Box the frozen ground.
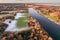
[3,13,28,32]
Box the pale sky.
[0,0,60,3]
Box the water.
[29,8,60,40]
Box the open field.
[16,13,28,28]
[0,14,7,16]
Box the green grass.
[16,13,28,28]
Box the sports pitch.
[16,13,28,28]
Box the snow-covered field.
[3,13,28,32]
